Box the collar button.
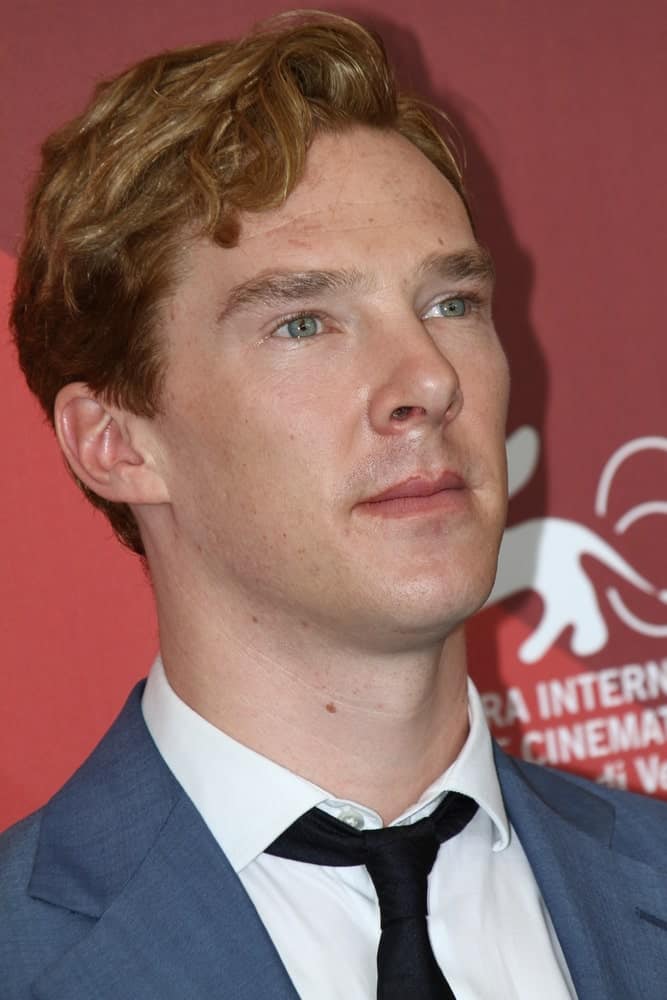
[338,807,365,830]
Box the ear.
[54,383,170,505]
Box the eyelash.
[270,292,484,340]
[272,310,328,340]
[426,292,484,317]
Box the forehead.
[235,127,474,259]
[171,128,478,312]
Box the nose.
[367,319,462,436]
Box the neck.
[150,564,470,824]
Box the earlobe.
[54,383,170,505]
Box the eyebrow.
[216,246,494,323]
[417,246,495,285]
[217,267,368,322]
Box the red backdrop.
[2,1,667,831]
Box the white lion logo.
[485,428,667,663]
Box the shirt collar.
[141,655,510,872]
[430,678,510,851]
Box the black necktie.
[266,791,478,999]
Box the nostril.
[391,406,425,421]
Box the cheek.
[489,358,511,439]
[495,345,511,412]
[461,343,509,431]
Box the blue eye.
[275,315,322,339]
[433,297,467,318]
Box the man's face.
[147,127,509,652]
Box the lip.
[359,470,466,517]
[362,470,466,504]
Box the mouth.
[356,471,468,518]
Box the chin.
[366,575,494,643]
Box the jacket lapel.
[28,685,298,1000]
[495,747,667,1000]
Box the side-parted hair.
[11,10,469,555]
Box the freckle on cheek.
[325,702,337,714]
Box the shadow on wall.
[375,18,667,681]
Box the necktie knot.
[266,791,478,1000]
[363,827,439,926]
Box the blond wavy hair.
[11,10,469,555]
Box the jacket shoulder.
[500,749,667,864]
[0,810,94,999]
[0,808,41,905]
[0,683,156,997]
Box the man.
[2,11,666,1000]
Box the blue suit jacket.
[2,683,667,999]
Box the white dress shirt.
[142,656,577,999]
